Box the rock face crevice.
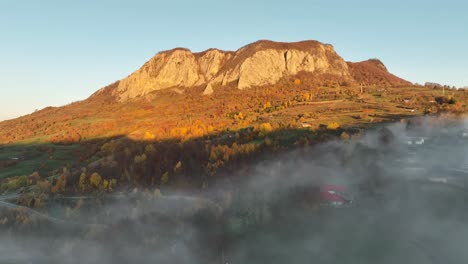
[108,40,408,101]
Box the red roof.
[320,185,349,202]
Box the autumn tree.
[90,172,102,189]
[78,172,89,192]
[327,122,340,130]
[38,180,51,193]
[52,167,69,193]
[174,161,183,174]
[161,172,170,185]
[52,175,66,193]
[258,122,273,137]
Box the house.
[462,130,468,138]
[319,185,353,207]
[428,177,448,184]
[403,137,426,145]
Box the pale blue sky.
[0,0,467,121]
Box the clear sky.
[0,0,467,121]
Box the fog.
[1,116,467,264]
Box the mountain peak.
[106,40,408,101]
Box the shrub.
[327,122,340,130]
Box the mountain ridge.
[0,39,431,145]
[106,40,411,101]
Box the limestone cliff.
[108,40,407,101]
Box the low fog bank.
[1,116,468,264]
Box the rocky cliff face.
[110,40,408,101]
[210,41,351,91]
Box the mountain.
[0,39,422,145]
[99,40,409,101]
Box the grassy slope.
[0,144,81,179]
[0,82,466,183]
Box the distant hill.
[347,59,411,87]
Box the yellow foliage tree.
[207,125,214,133]
[144,131,156,140]
[233,112,245,121]
[145,144,156,154]
[90,172,102,189]
[258,122,273,137]
[161,172,170,185]
[78,172,88,192]
[262,102,272,110]
[134,153,147,164]
[174,161,183,173]
[327,122,341,130]
[38,180,51,193]
[102,179,109,191]
[52,175,66,193]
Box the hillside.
[347,59,412,87]
[0,40,421,143]
[0,39,466,196]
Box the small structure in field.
[403,137,427,145]
[319,185,353,208]
[462,130,468,138]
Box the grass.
[0,143,81,179]
[269,128,313,146]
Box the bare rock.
[106,40,406,101]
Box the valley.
[0,40,467,264]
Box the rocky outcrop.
[109,40,408,101]
[197,49,232,80]
[216,43,350,90]
[116,49,202,101]
[202,83,214,95]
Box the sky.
[0,0,467,121]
